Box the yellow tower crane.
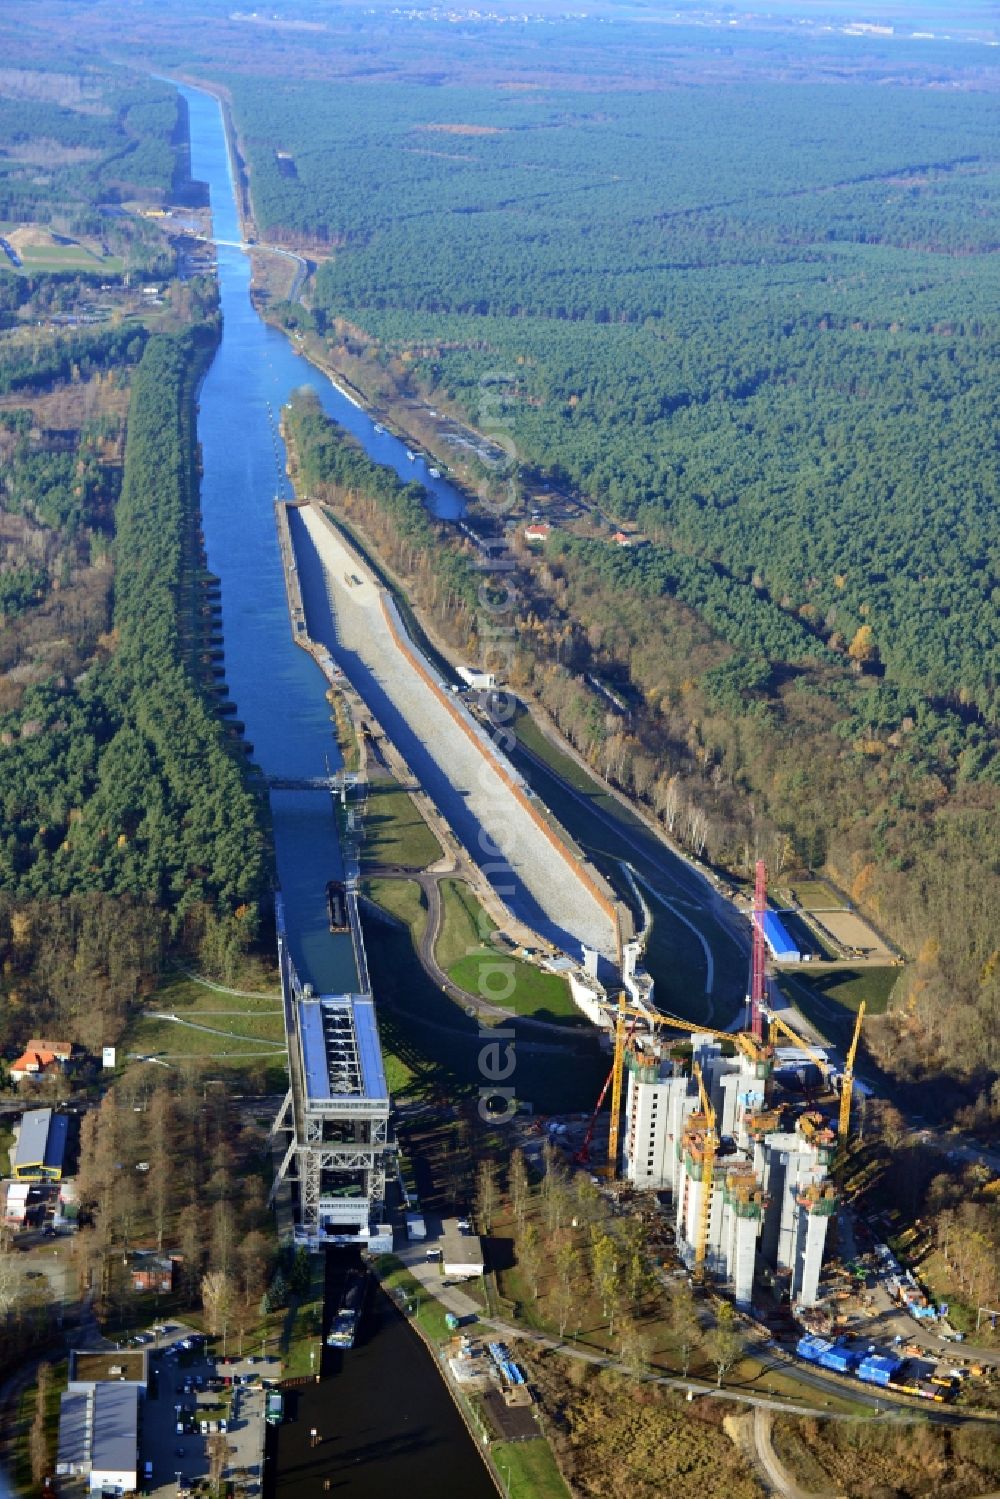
[763,1008,836,1085]
[690,1060,718,1278]
[603,995,631,1179]
[838,1001,866,1148]
[602,996,771,1177]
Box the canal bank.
[179,80,502,1499]
[264,1252,500,1499]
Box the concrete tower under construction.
[624,1033,837,1309]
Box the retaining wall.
[376,587,621,960]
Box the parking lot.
[142,1340,277,1497]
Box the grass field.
[782,966,899,1042]
[122,971,288,1087]
[2,224,124,274]
[491,1438,571,1499]
[18,246,124,272]
[782,879,847,911]
[363,783,442,869]
[436,879,582,1025]
[280,1253,326,1378]
[366,875,427,935]
[373,1253,455,1343]
[363,878,607,1114]
[361,878,427,1095]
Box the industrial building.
[755,908,801,963]
[441,1217,485,1280]
[623,1032,837,1309]
[57,1377,143,1492]
[271,894,393,1251]
[13,1108,69,1181]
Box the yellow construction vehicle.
[838,1002,866,1148]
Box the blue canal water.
[180,83,471,995]
[181,83,499,1499]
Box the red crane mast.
[750,858,767,1042]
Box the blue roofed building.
[13,1108,69,1180]
[754,909,801,963]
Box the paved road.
[176,966,281,1000]
[391,1237,1000,1427]
[389,1244,863,1421]
[368,863,594,1042]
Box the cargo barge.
[326,879,348,933]
[326,1269,368,1348]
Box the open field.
[15,244,124,273]
[121,971,288,1087]
[363,783,442,870]
[437,879,581,1025]
[811,907,895,960]
[791,966,899,1018]
[3,223,123,273]
[780,879,847,911]
[490,1438,570,1499]
[366,874,427,935]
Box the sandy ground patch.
[810,907,892,958]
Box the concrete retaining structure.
[294,502,618,958]
[376,588,621,957]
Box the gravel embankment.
[293,507,617,958]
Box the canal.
[181,82,497,1499]
[179,81,469,996]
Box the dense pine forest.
[234,79,1000,752]
[229,69,999,1084]
[0,330,268,1050]
[0,0,996,1086]
[0,52,268,1054]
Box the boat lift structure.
[269,894,393,1251]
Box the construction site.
[570,862,866,1318]
[270,485,880,1312]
